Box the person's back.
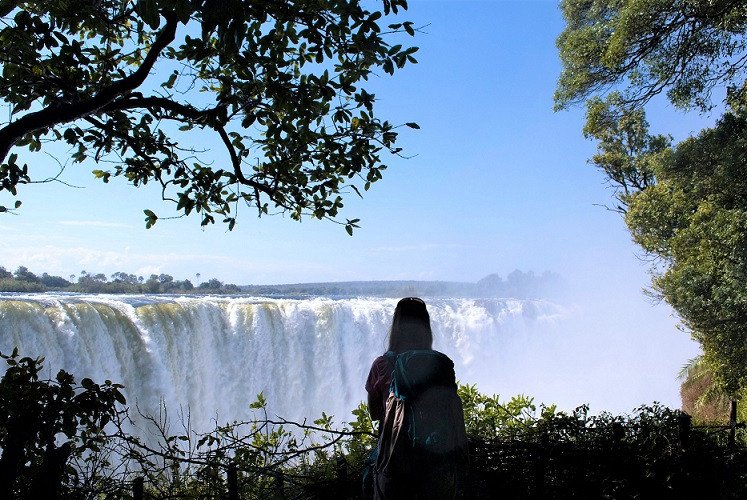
[365,298,468,499]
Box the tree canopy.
[0,0,418,233]
[582,91,669,211]
[555,0,747,111]
[556,0,747,397]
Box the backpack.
[373,350,469,498]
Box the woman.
[365,297,467,500]
[365,297,433,422]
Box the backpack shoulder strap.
[382,351,399,396]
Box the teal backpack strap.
[383,351,399,396]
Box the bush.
[0,349,126,499]
[1,350,744,499]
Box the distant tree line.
[241,270,563,299]
[0,266,241,294]
[0,265,560,298]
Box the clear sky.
[1,0,716,411]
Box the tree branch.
[0,11,179,165]
[99,95,276,197]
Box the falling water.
[0,294,566,431]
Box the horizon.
[0,263,558,288]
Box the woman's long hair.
[387,297,433,352]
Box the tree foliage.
[0,349,126,499]
[556,0,747,111]
[0,0,418,232]
[0,264,246,293]
[628,108,747,395]
[11,265,39,283]
[582,92,670,209]
[680,355,747,423]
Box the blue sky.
[0,1,715,288]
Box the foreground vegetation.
[1,350,745,499]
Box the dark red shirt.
[365,354,393,418]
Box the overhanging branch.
[99,95,276,197]
[0,11,179,165]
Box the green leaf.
[136,0,160,30]
[144,209,158,229]
[163,71,178,89]
[250,392,267,409]
[175,1,193,23]
[405,122,420,129]
[63,128,77,143]
[114,390,126,405]
[92,170,111,182]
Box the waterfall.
[0,294,566,431]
